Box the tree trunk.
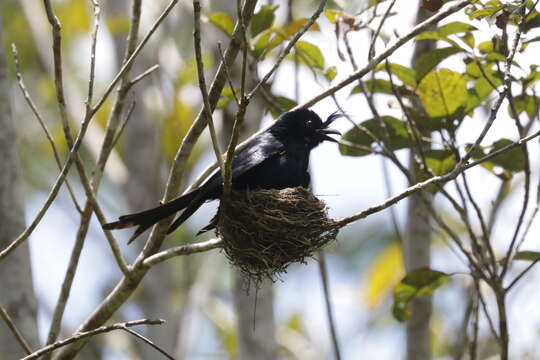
[0,20,40,358]
[404,5,435,360]
[234,274,277,360]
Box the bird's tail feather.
[103,189,199,244]
[166,198,205,235]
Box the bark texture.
[404,5,436,360]
[234,274,277,360]
[0,20,40,358]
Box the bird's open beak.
[317,128,341,143]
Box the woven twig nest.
[217,187,339,282]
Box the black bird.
[103,108,341,243]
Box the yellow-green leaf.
[375,63,417,87]
[514,251,540,262]
[393,268,450,322]
[414,46,462,82]
[324,9,345,24]
[251,5,278,37]
[364,243,404,308]
[469,0,505,20]
[340,116,412,156]
[283,18,320,35]
[325,66,337,81]
[417,69,467,118]
[294,41,324,70]
[209,12,235,36]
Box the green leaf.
[325,66,337,81]
[286,313,304,333]
[251,5,278,37]
[294,41,325,69]
[511,94,538,118]
[269,96,297,118]
[393,268,450,322]
[514,251,540,262]
[375,63,417,87]
[339,116,412,157]
[425,149,457,176]
[469,0,505,20]
[415,22,477,44]
[252,29,273,58]
[351,79,413,97]
[404,106,460,132]
[351,79,391,95]
[525,70,540,88]
[283,18,320,35]
[217,87,235,109]
[460,32,476,48]
[437,21,478,36]
[161,100,195,163]
[468,138,526,179]
[417,69,468,118]
[414,47,462,82]
[324,9,345,24]
[465,78,497,112]
[209,12,235,36]
[367,0,389,8]
[478,40,494,53]
[417,150,458,192]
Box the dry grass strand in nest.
[217,187,338,282]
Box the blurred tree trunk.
[210,0,278,357]
[221,92,278,360]
[220,66,278,360]
[404,5,435,360]
[0,20,40,358]
[106,1,179,358]
[234,275,277,360]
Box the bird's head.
[275,109,342,148]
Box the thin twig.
[121,327,175,360]
[498,2,528,280]
[0,0,171,261]
[127,64,160,89]
[43,2,114,354]
[193,0,225,174]
[317,252,342,360]
[0,306,33,355]
[300,0,470,108]
[217,43,240,105]
[367,0,397,61]
[91,0,179,116]
[21,319,167,360]
[55,3,259,357]
[223,5,250,197]
[10,44,82,214]
[248,0,327,98]
[142,238,222,267]
[334,129,540,229]
[186,0,470,191]
[111,100,137,148]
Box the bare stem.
[21,319,167,360]
[0,306,33,355]
[193,0,225,173]
[317,252,342,360]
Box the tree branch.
[0,307,32,355]
[22,319,167,360]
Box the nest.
[216,187,338,282]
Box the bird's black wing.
[199,131,286,194]
[166,132,285,233]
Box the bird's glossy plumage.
[103,108,341,243]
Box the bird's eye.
[306,120,313,128]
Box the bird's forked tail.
[103,189,198,244]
